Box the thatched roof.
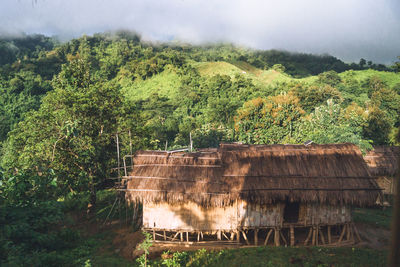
[126,143,380,207]
[364,146,399,177]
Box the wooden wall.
[142,201,351,231]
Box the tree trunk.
[87,182,97,217]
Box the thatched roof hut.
[364,146,399,177]
[364,146,399,196]
[126,143,379,207]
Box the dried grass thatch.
[364,146,399,177]
[126,143,380,207]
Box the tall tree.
[2,57,122,214]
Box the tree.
[2,57,122,214]
[234,92,304,144]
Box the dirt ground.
[110,222,391,261]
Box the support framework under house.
[124,143,380,246]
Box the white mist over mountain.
[1,0,399,63]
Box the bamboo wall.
[142,201,351,231]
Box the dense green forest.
[0,32,399,265]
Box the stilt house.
[364,146,399,200]
[125,143,380,246]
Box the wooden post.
[230,231,235,241]
[254,229,259,246]
[236,231,240,243]
[264,228,273,246]
[186,232,189,242]
[327,225,332,244]
[338,224,346,244]
[217,230,222,240]
[346,223,351,241]
[197,232,200,242]
[171,232,179,242]
[242,231,250,245]
[311,227,316,246]
[319,226,326,245]
[163,231,166,241]
[304,227,313,246]
[274,228,281,246]
[316,226,319,246]
[222,232,229,240]
[153,229,156,241]
[290,226,295,246]
[279,230,287,246]
[180,232,183,242]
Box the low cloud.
[1,0,399,63]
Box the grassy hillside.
[121,65,182,101]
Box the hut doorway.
[283,201,300,223]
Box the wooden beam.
[319,226,326,245]
[279,230,288,246]
[346,223,351,241]
[264,229,273,246]
[217,230,222,240]
[254,229,259,246]
[242,231,250,245]
[327,226,332,244]
[222,232,229,241]
[274,228,281,246]
[186,232,189,243]
[153,229,156,241]
[171,232,180,242]
[338,224,346,244]
[316,226,319,246]
[304,227,313,246]
[290,226,295,246]
[311,227,316,246]
[180,232,183,242]
[236,231,240,243]
[163,231,166,241]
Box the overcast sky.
[1,0,400,63]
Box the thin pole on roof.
[190,132,193,152]
[116,134,120,180]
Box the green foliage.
[137,231,153,267]
[296,100,372,152]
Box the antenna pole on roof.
[165,140,168,151]
[128,130,133,155]
[190,132,193,152]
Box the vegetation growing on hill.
[0,32,399,265]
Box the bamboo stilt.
[230,232,235,241]
[346,223,351,241]
[254,229,259,245]
[222,232,229,240]
[186,232,189,242]
[316,226,319,246]
[338,224,346,243]
[153,229,156,241]
[197,232,200,242]
[217,230,221,240]
[327,226,332,244]
[264,229,273,246]
[236,231,240,242]
[290,226,295,246]
[312,227,316,246]
[171,232,180,242]
[163,231,166,241]
[304,227,313,246]
[319,227,326,245]
[274,228,280,246]
[180,232,183,242]
[200,231,204,240]
[242,231,250,245]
